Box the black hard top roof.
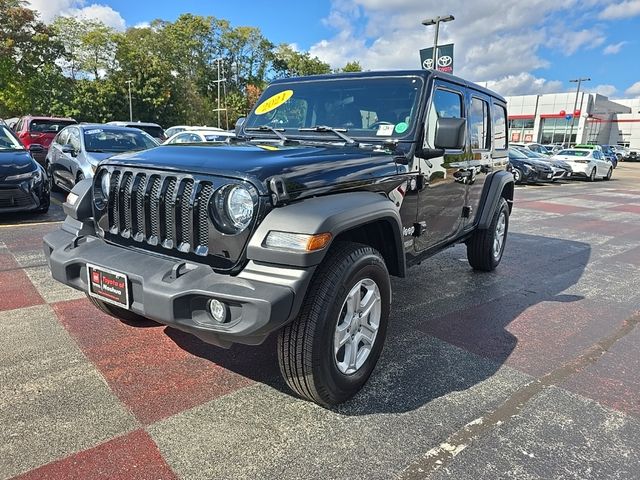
[269,69,506,104]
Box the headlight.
[6,169,40,181]
[523,163,535,172]
[211,184,255,234]
[94,170,111,209]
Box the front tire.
[513,168,522,184]
[604,167,612,181]
[278,242,391,406]
[86,294,150,324]
[466,197,509,271]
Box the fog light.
[208,299,227,323]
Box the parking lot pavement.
[2,165,640,479]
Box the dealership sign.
[419,44,454,74]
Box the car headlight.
[211,184,255,234]
[523,163,535,172]
[6,169,40,181]
[94,169,111,209]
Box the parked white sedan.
[552,148,613,181]
[163,129,235,145]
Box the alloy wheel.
[493,210,507,259]
[334,278,382,375]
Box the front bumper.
[43,222,315,347]
[0,179,47,212]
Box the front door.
[414,82,469,253]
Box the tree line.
[0,0,362,128]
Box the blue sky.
[28,0,640,98]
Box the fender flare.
[476,170,514,229]
[247,191,405,271]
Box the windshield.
[558,149,590,157]
[0,126,25,150]
[30,119,76,133]
[244,76,423,140]
[508,148,529,160]
[128,125,164,138]
[83,128,158,153]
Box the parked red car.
[13,116,77,164]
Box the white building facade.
[505,92,638,148]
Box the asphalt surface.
[1,164,640,479]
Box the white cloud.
[27,1,126,31]
[485,73,563,97]
[599,0,640,19]
[602,41,627,55]
[588,84,617,97]
[133,21,151,29]
[625,81,640,97]
[309,0,619,95]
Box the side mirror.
[28,144,45,154]
[61,144,77,156]
[434,117,466,150]
[234,117,246,136]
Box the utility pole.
[125,80,133,122]
[568,77,590,146]
[211,58,228,129]
[422,15,455,68]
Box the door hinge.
[462,206,472,218]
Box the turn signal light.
[264,231,332,252]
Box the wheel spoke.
[345,338,359,372]
[359,323,376,345]
[334,322,350,351]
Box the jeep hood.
[104,143,399,196]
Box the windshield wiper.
[298,125,358,146]
[244,126,290,142]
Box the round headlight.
[100,170,111,196]
[226,185,254,229]
[212,184,255,234]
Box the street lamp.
[422,15,455,68]
[568,77,590,146]
[125,79,133,122]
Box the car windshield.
[127,125,164,138]
[558,149,590,157]
[83,128,158,153]
[244,76,424,141]
[204,134,230,142]
[30,119,76,133]
[508,148,529,160]
[0,125,25,150]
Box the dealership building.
[505,92,640,149]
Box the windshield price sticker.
[255,90,294,115]
[376,124,395,136]
[86,129,103,135]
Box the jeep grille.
[103,169,213,256]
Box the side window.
[493,103,507,150]
[426,88,463,147]
[15,119,24,132]
[469,97,490,150]
[58,130,70,146]
[68,128,80,150]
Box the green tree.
[271,44,331,78]
[341,61,362,73]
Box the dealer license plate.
[546,173,552,179]
[87,264,130,308]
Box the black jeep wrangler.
[44,70,513,406]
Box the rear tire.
[588,168,597,182]
[86,294,150,324]
[466,197,509,272]
[278,242,391,406]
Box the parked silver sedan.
[46,124,158,192]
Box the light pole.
[422,15,455,69]
[568,77,590,146]
[125,79,133,122]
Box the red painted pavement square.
[0,252,19,271]
[607,204,640,215]
[562,321,640,417]
[541,216,640,237]
[516,200,585,215]
[416,293,632,378]
[0,269,44,311]
[572,193,639,204]
[3,223,59,253]
[53,298,254,425]
[12,429,177,480]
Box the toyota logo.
[438,56,452,67]
[423,58,434,69]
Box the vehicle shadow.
[166,232,590,414]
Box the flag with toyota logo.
[419,43,454,74]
